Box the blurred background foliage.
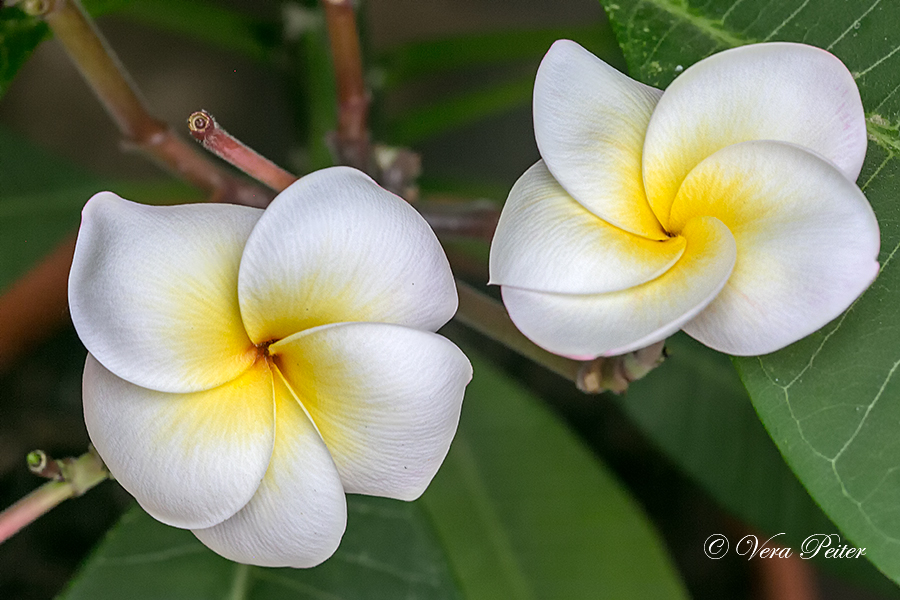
[0,0,898,598]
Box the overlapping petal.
[69,193,260,394]
[501,217,736,358]
[642,42,867,225]
[82,356,275,529]
[238,167,458,344]
[668,141,880,355]
[72,165,470,569]
[270,322,472,501]
[492,40,880,360]
[192,373,347,568]
[489,161,685,294]
[533,39,666,239]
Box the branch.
[322,0,370,173]
[22,0,273,208]
[0,448,108,544]
[188,110,298,193]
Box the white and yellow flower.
[69,167,472,567]
[489,40,880,358]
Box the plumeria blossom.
[68,167,472,567]
[489,40,880,358]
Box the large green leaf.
[58,351,688,599]
[622,334,900,596]
[598,0,900,584]
[421,351,689,600]
[58,496,462,600]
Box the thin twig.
[322,0,371,173]
[23,0,273,208]
[0,448,108,544]
[188,110,298,193]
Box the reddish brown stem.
[755,553,818,600]
[0,236,75,372]
[32,0,273,207]
[322,0,371,172]
[728,523,819,600]
[188,111,298,193]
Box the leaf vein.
[720,0,747,24]
[252,571,348,600]
[855,42,900,80]
[830,357,900,463]
[333,552,441,588]
[763,0,810,42]
[642,20,682,68]
[633,0,754,47]
[826,0,883,50]
[95,544,208,566]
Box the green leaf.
[58,350,687,599]
[622,334,900,596]
[58,496,461,600]
[421,351,689,600]
[0,5,49,99]
[599,0,900,585]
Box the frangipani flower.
[68,167,472,567]
[489,40,880,358]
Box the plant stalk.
[188,110,298,193]
[25,0,273,207]
[0,449,109,544]
[322,0,371,172]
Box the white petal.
[270,322,471,501]
[489,161,685,294]
[500,217,736,358]
[237,167,457,344]
[69,193,261,394]
[83,355,275,529]
[668,141,880,356]
[533,39,666,239]
[193,371,347,568]
[643,42,867,225]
